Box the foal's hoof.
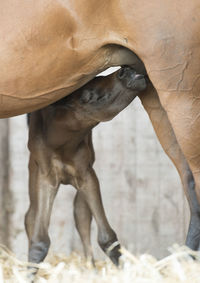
[118,66,147,91]
[106,241,121,266]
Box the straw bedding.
[0,244,200,282]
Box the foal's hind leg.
[139,85,200,250]
[73,192,94,262]
[74,167,121,265]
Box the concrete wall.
[6,93,190,261]
[0,119,10,246]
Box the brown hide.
[0,0,199,117]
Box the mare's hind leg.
[73,192,94,262]
[142,41,200,250]
[139,85,200,250]
[160,93,200,251]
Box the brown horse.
[1,0,200,255]
[27,65,200,265]
[26,66,147,265]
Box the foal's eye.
[97,95,104,101]
[97,92,111,102]
[106,92,112,99]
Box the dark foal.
[26,66,147,265]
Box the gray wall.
[5,94,190,261]
[0,119,10,247]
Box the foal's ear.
[81,89,92,103]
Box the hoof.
[106,241,121,266]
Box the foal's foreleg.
[25,157,59,263]
[73,192,94,261]
[74,168,121,265]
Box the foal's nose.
[117,66,134,79]
[117,66,147,91]
[134,74,145,80]
[118,66,145,80]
